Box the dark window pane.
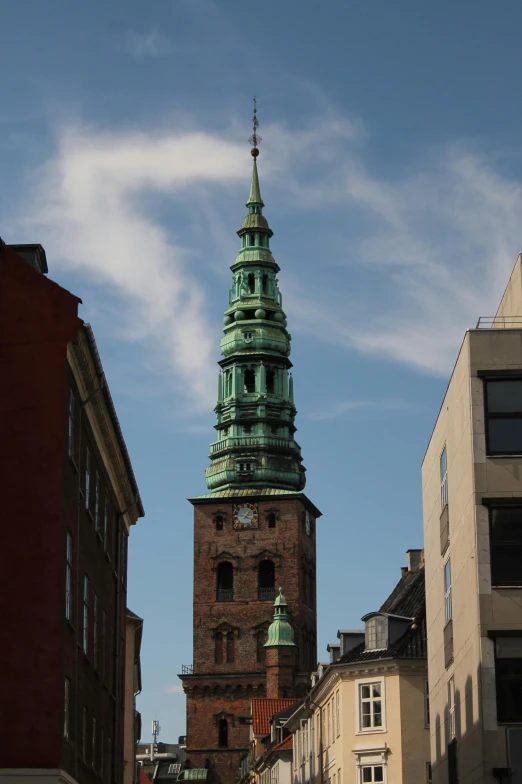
[497,658,522,722]
[487,380,522,413]
[488,418,522,453]
[490,508,522,585]
[497,638,522,658]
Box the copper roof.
[252,698,300,736]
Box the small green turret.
[265,588,296,648]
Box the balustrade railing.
[258,587,276,601]
[216,588,234,602]
[210,435,297,454]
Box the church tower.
[181,106,321,784]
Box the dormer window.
[365,616,388,650]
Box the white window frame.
[440,445,448,509]
[353,747,388,784]
[448,676,456,740]
[444,558,452,624]
[359,765,385,783]
[424,680,430,727]
[168,764,181,775]
[365,617,388,651]
[356,677,386,734]
[65,532,73,622]
[336,690,340,737]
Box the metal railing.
[476,316,522,329]
[258,587,276,601]
[181,664,193,675]
[210,435,297,454]
[216,588,234,602]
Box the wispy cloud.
[165,684,184,695]
[124,29,172,57]
[305,399,411,422]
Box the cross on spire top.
[249,96,261,157]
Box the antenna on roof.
[151,720,161,762]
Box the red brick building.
[180,141,321,784]
[0,242,144,784]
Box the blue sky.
[4,0,522,742]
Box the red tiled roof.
[252,698,300,736]
[139,768,151,784]
[273,735,293,750]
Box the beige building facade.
[422,253,522,784]
[287,554,429,784]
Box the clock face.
[233,502,259,530]
[305,510,311,536]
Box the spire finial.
[249,96,261,158]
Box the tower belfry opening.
[182,102,321,784]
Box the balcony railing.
[181,664,193,675]
[476,316,522,329]
[216,588,234,602]
[258,587,276,601]
[210,435,299,454]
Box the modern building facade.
[422,252,522,784]
[286,551,429,784]
[0,241,144,784]
[180,128,320,784]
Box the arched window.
[267,513,276,529]
[256,629,267,663]
[266,369,275,394]
[215,632,224,664]
[258,560,275,600]
[226,632,235,663]
[262,274,269,294]
[225,371,232,397]
[244,368,256,393]
[249,234,255,247]
[215,515,224,531]
[248,273,255,294]
[216,562,233,601]
[218,719,228,747]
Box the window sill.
[492,584,522,589]
[356,728,386,736]
[487,454,522,459]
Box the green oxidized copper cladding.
[204,156,306,492]
[265,588,296,647]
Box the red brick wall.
[185,495,317,784]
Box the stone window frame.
[355,676,386,734]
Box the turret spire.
[203,104,306,493]
[265,588,296,647]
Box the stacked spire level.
[204,108,306,493]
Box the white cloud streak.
[165,684,184,694]
[124,29,172,57]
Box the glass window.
[444,559,452,624]
[82,707,88,762]
[440,446,448,509]
[68,389,76,459]
[102,610,107,681]
[426,762,432,784]
[83,576,90,655]
[365,617,388,650]
[361,766,384,783]
[94,472,101,532]
[336,690,340,736]
[103,495,109,550]
[65,532,73,622]
[424,680,430,727]
[485,379,522,454]
[490,506,522,585]
[64,677,71,738]
[85,448,91,510]
[448,677,455,740]
[92,717,97,771]
[93,593,98,669]
[495,636,522,722]
[359,681,383,730]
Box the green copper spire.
[204,104,306,493]
[265,588,296,647]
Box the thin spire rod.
[248,96,261,158]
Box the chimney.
[407,549,424,572]
[8,244,48,274]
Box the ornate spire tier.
[204,111,306,493]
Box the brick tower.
[180,105,321,784]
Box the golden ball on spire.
[251,147,259,158]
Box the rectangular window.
[68,389,76,459]
[448,677,455,740]
[426,762,432,784]
[94,472,101,532]
[358,679,384,731]
[495,636,522,722]
[121,532,127,585]
[102,610,107,681]
[440,445,448,509]
[327,701,331,746]
[92,717,97,771]
[101,730,104,777]
[64,677,71,738]
[444,559,452,624]
[489,505,522,585]
[83,576,90,656]
[485,378,522,455]
[82,707,87,763]
[360,766,384,783]
[424,680,430,727]
[103,494,109,550]
[338,769,341,784]
[85,448,91,510]
[65,532,73,622]
[336,690,340,736]
[93,593,98,669]
[168,765,181,776]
